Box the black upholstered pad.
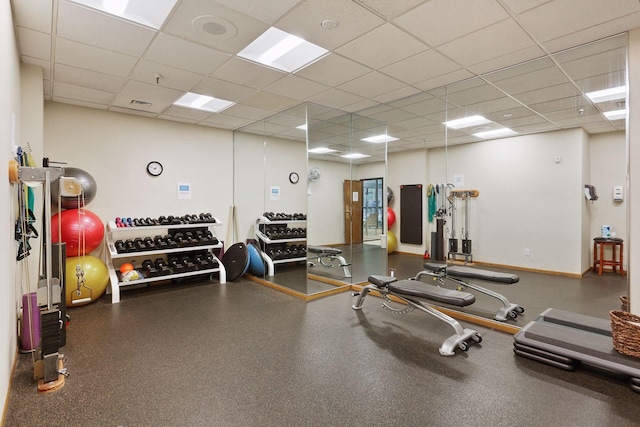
[423,262,519,284]
[308,245,341,255]
[539,308,611,336]
[389,280,475,307]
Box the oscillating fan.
[308,167,321,182]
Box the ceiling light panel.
[585,85,627,103]
[238,27,329,73]
[361,134,399,143]
[473,127,518,139]
[603,109,626,121]
[443,115,492,129]
[308,147,337,154]
[69,0,178,29]
[341,153,370,159]
[174,92,235,113]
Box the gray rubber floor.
[5,274,640,427]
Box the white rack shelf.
[105,218,226,303]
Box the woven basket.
[610,310,640,358]
[621,295,629,312]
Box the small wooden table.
[592,237,625,276]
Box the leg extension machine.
[352,275,482,356]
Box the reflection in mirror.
[356,34,628,325]
[306,104,388,287]
[233,103,389,296]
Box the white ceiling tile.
[17,27,50,60]
[200,113,255,129]
[211,57,286,90]
[412,69,475,92]
[11,0,52,33]
[276,0,385,50]
[240,91,300,111]
[112,80,184,113]
[466,45,546,75]
[436,19,539,68]
[52,81,115,104]
[373,86,422,104]
[56,1,157,56]
[336,23,428,69]
[516,0,640,44]
[163,0,269,54]
[191,78,256,102]
[157,115,199,125]
[380,49,461,85]
[394,0,509,47]
[55,63,125,93]
[541,12,640,54]
[131,60,205,91]
[264,75,330,101]
[307,88,367,109]
[501,0,552,15]
[354,0,426,20]
[213,0,303,25]
[160,105,213,121]
[55,37,138,77]
[338,71,406,98]
[144,34,231,76]
[223,104,272,121]
[295,53,371,87]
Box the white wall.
[43,103,234,246]
[307,159,351,246]
[425,128,624,275]
[589,131,627,267]
[1,0,21,412]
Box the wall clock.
[146,161,163,177]
[289,172,299,184]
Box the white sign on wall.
[270,186,280,201]
[177,182,191,200]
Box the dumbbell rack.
[255,215,306,276]
[105,219,226,303]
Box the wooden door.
[344,180,363,244]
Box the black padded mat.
[400,184,422,245]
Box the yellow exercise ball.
[65,255,109,306]
[387,231,398,254]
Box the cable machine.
[448,189,479,263]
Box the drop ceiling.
[10,0,640,155]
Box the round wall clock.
[289,172,299,184]
[146,161,163,177]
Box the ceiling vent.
[130,99,152,107]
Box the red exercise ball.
[51,209,105,257]
[387,207,396,228]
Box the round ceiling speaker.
[192,15,237,40]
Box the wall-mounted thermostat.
[613,186,624,202]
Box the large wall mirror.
[233,102,388,297]
[356,33,628,326]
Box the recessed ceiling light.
[238,27,329,73]
[308,147,337,154]
[603,109,627,121]
[69,0,178,29]
[361,134,399,143]
[341,153,370,159]
[174,92,235,113]
[473,128,518,139]
[444,115,491,129]
[585,85,627,103]
[296,124,307,130]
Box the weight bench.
[419,262,524,322]
[307,245,351,278]
[514,308,640,393]
[352,275,482,356]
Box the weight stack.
[462,239,472,254]
[51,243,66,347]
[448,238,458,253]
